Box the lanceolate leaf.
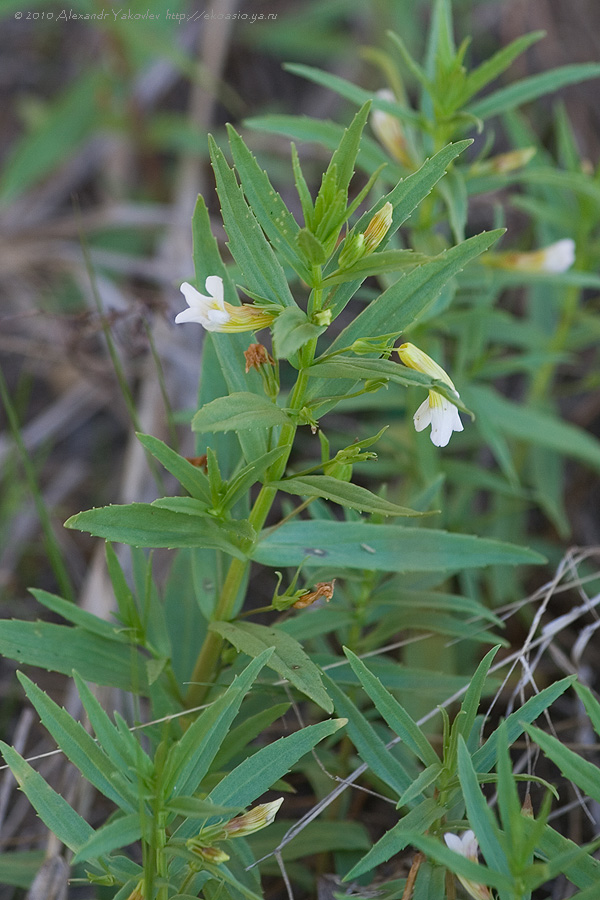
[467,62,600,121]
[136,433,212,503]
[17,673,137,812]
[345,799,443,879]
[0,742,94,853]
[324,675,413,796]
[0,620,149,692]
[65,503,251,557]
[525,723,600,805]
[226,125,311,282]
[268,475,427,517]
[252,520,544,572]
[209,621,333,713]
[209,136,295,308]
[72,813,142,864]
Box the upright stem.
[185,349,317,709]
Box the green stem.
[185,353,317,709]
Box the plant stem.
[184,354,316,709]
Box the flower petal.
[205,275,224,302]
[444,833,464,853]
[175,306,207,325]
[413,397,432,432]
[180,281,208,308]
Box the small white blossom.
[397,342,463,448]
[444,830,491,900]
[175,276,275,333]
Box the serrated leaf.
[17,672,136,812]
[226,125,311,282]
[65,503,249,558]
[192,392,290,433]
[210,621,333,713]
[252,520,545,572]
[526,723,600,805]
[0,742,94,852]
[269,475,426,517]
[209,136,294,308]
[326,101,371,197]
[457,736,509,873]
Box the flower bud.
[482,239,575,273]
[244,343,275,373]
[362,202,393,253]
[186,840,230,864]
[471,146,536,175]
[224,798,284,838]
[338,233,365,269]
[371,89,412,167]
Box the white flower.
[175,276,276,333]
[444,830,491,900]
[397,342,464,448]
[483,239,576,274]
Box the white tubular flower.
[397,342,463,448]
[444,830,491,900]
[371,89,411,167]
[175,276,276,333]
[484,239,576,274]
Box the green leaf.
[226,125,311,282]
[247,115,389,177]
[207,718,346,810]
[17,672,136,812]
[467,63,600,121]
[457,736,508,873]
[472,676,576,773]
[65,503,250,558]
[326,101,371,197]
[323,249,426,286]
[466,384,600,474]
[345,798,443,879]
[212,703,291,770]
[136,433,212,503]
[248,818,370,862]
[269,475,427,518]
[209,621,333,713]
[29,588,127,643]
[525,723,600,805]
[192,392,290,434]
[209,136,294,308]
[329,230,504,352]
[0,742,94,852]
[324,675,413,796]
[252,520,545,572]
[163,651,273,799]
[222,447,289,511]
[73,673,152,777]
[271,306,326,359]
[343,649,439,767]
[72,813,142,864]
[283,63,421,124]
[573,682,600,740]
[326,140,473,320]
[536,825,600,890]
[295,227,327,265]
[191,195,268,465]
[456,646,501,743]
[0,620,149,692]
[463,31,545,101]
